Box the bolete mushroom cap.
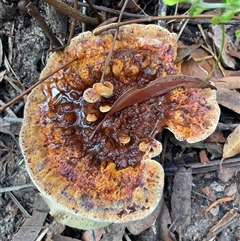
[20,24,219,229]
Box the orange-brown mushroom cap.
[165,87,220,143]
[19,24,219,225]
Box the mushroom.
[94,81,114,98]
[20,24,219,231]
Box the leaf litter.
[0,1,240,241]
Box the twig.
[8,22,14,64]
[176,19,189,41]
[77,1,150,18]
[200,44,226,77]
[6,191,31,218]
[157,0,167,27]
[203,209,239,241]
[0,183,35,193]
[192,190,213,202]
[4,74,24,95]
[42,0,99,26]
[0,57,77,113]
[99,0,129,83]
[217,123,239,130]
[67,0,78,44]
[205,196,234,213]
[164,157,240,175]
[85,0,103,23]
[89,230,96,241]
[0,100,17,117]
[93,14,240,35]
[25,0,62,48]
[4,55,22,85]
[124,232,132,241]
[35,227,49,241]
[178,225,182,241]
[81,0,87,32]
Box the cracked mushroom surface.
[20,24,219,228]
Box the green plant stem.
[205,24,225,81]
[196,2,240,10]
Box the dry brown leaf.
[101,224,126,241]
[11,194,49,241]
[199,150,210,164]
[208,25,236,69]
[157,202,176,241]
[181,58,208,80]
[203,209,239,241]
[204,130,226,143]
[127,196,163,235]
[226,42,240,59]
[191,48,223,78]
[212,76,240,89]
[217,88,240,114]
[176,41,200,63]
[222,125,240,160]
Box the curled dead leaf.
[222,125,240,160]
[217,88,240,114]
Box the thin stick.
[99,0,129,83]
[0,183,35,193]
[176,19,189,41]
[217,123,239,130]
[0,57,77,113]
[43,0,99,26]
[77,1,150,18]
[67,0,78,44]
[89,230,96,241]
[4,55,22,84]
[7,191,31,218]
[200,44,226,77]
[205,197,234,213]
[25,0,62,47]
[93,14,240,35]
[124,233,132,241]
[85,0,103,23]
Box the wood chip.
[217,88,240,115]
[203,209,239,241]
[171,167,192,230]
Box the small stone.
[209,205,219,216]
[218,167,236,183]
[225,183,237,197]
[210,181,224,192]
[201,186,216,201]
